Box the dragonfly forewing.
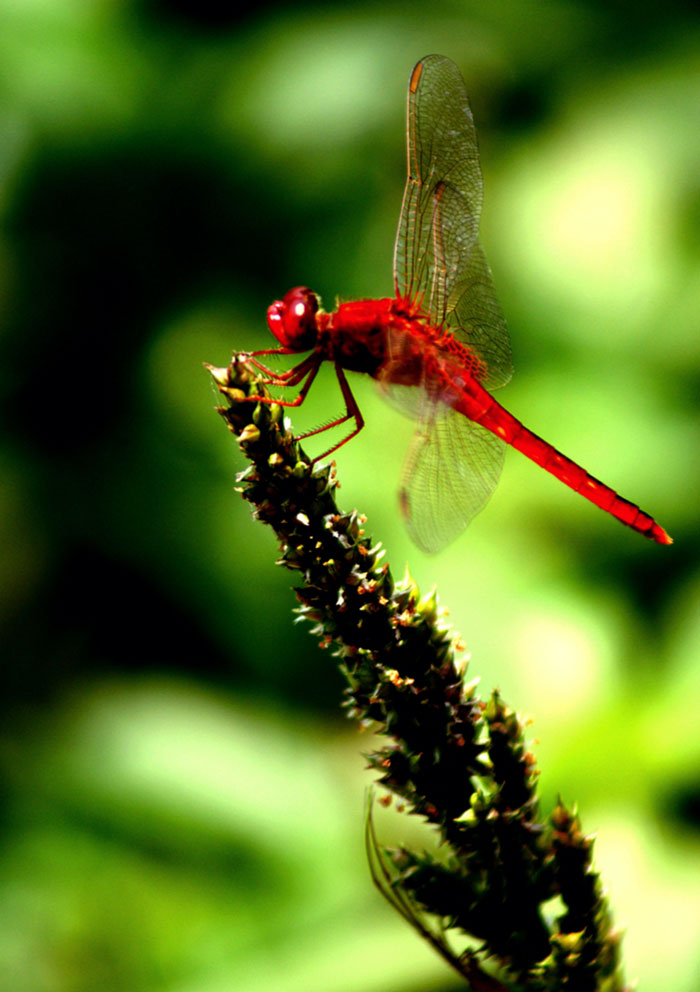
[394,54,483,317]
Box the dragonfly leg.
[244,353,323,410]
[246,350,317,384]
[240,356,364,463]
[297,365,365,463]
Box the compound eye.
[279,287,321,350]
[266,286,320,349]
[267,301,286,343]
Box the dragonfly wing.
[399,409,506,553]
[394,54,483,317]
[394,54,512,391]
[374,322,450,422]
[375,378,441,423]
[448,239,513,390]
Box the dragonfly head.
[267,286,320,351]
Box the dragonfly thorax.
[267,286,320,352]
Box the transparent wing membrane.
[395,55,482,312]
[399,411,506,553]
[449,240,512,390]
[394,55,511,389]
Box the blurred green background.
[1,1,699,990]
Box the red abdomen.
[453,377,671,544]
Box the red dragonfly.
[247,54,671,552]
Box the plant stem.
[206,355,628,992]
